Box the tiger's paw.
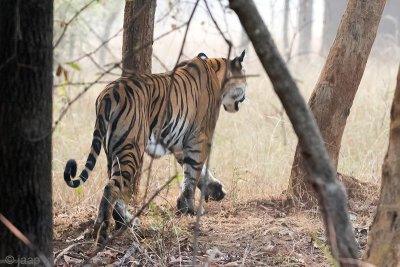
[177,195,195,216]
[93,219,108,244]
[112,199,133,230]
[204,181,226,202]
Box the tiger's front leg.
[177,139,209,215]
[197,164,226,202]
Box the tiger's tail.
[63,128,103,188]
[63,93,110,188]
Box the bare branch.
[53,0,97,48]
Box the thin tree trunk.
[229,0,358,265]
[122,0,156,76]
[298,0,313,55]
[320,0,347,56]
[379,0,400,45]
[363,65,400,266]
[0,0,53,262]
[100,11,118,65]
[290,0,386,204]
[283,0,290,60]
[239,27,249,54]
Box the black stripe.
[183,157,201,167]
[216,59,221,72]
[114,179,121,190]
[104,96,111,121]
[80,170,88,182]
[113,86,120,103]
[85,153,96,170]
[97,114,106,136]
[92,139,101,155]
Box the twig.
[53,0,97,48]
[54,242,92,264]
[192,156,210,266]
[153,53,169,72]
[53,81,114,87]
[135,173,178,218]
[71,27,123,63]
[114,243,140,265]
[0,214,52,267]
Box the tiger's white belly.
[145,133,171,158]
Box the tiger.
[63,50,246,242]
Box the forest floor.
[53,178,378,267]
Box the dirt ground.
[53,181,378,267]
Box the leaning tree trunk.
[289,0,386,205]
[298,0,313,56]
[229,0,358,265]
[122,0,156,76]
[0,0,53,263]
[363,65,400,266]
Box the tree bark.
[229,0,358,265]
[0,0,53,263]
[122,0,156,76]
[320,0,347,56]
[363,65,400,266]
[298,0,313,55]
[290,0,386,204]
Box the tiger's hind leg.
[197,164,226,202]
[93,180,120,243]
[94,149,143,243]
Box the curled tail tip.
[64,159,77,184]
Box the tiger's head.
[221,50,246,113]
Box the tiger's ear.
[238,50,245,62]
[197,52,208,59]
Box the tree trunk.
[229,0,358,265]
[100,11,119,65]
[122,0,156,76]
[379,0,400,45]
[363,65,400,266]
[239,27,250,54]
[283,0,290,60]
[289,0,386,204]
[0,0,53,263]
[298,0,313,55]
[320,0,347,56]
